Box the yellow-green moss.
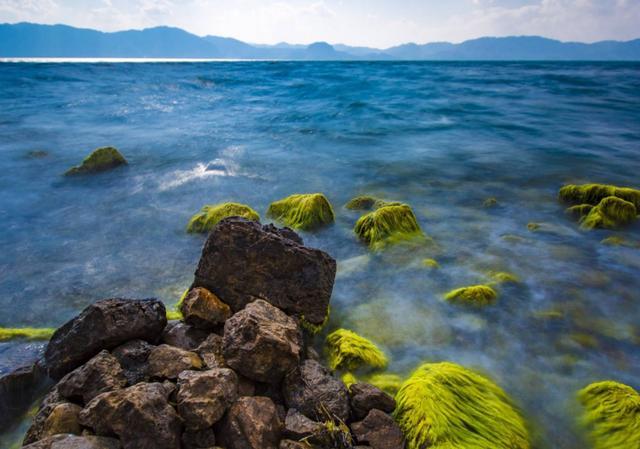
[365,373,404,396]
[345,195,381,211]
[488,271,520,284]
[187,202,260,233]
[354,203,426,250]
[341,372,358,388]
[580,196,637,230]
[65,146,127,175]
[325,329,388,372]
[0,327,55,341]
[444,285,498,306]
[566,204,594,220]
[559,183,640,209]
[395,362,530,449]
[578,381,640,449]
[483,197,498,208]
[422,258,440,269]
[601,235,639,248]
[166,288,189,320]
[300,306,330,335]
[267,193,334,231]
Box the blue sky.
[1,0,638,47]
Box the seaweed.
[325,329,388,372]
[566,204,594,220]
[65,146,127,175]
[365,373,404,396]
[0,327,55,341]
[422,258,440,269]
[444,285,498,306]
[267,193,334,230]
[580,196,637,230]
[559,183,640,209]
[354,203,426,250]
[187,202,259,233]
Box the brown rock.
[57,351,127,404]
[283,359,350,422]
[22,434,122,449]
[182,428,217,449]
[0,361,49,430]
[215,396,282,449]
[23,387,65,445]
[284,408,323,441]
[147,344,203,379]
[237,375,256,397]
[195,333,226,369]
[41,403,83,438]
[177,368,238,430]
[349,382,396,421]
[111,340,154,386]
[192,217,336,325]
[44,298,167,379]
[279,441,308,449]
[223,299,302,383]
[350,409,405,449]
[78,382,181,449]
[162,321,210,350]
[180,287,232,329]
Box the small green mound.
[488,271,520,284]
[559,183,640,209]
[483,197,498,208]
[395,362,530,449]
[0,327,55,341]
[267,193,334,230]
[422,258,440,269]
[341,372,358,388]
[601,236,640,248]
[444,285,498,306]
[566,204,594,220]
[325,329,388,372]
[186,202,260,233]
[578,381,640,449]
[65,146,127,175]
[580,196,637,230]
[527,222,541,232]
[354,203,425,250]
[345,195,381,211]
[365,373,404,396]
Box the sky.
[0,0,639,48]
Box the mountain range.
[1,22,639,60]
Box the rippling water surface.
[1,61,639,448]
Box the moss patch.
[345,195,381,211]
[365,373,404,396]
[187,202,259,233]
[65,146,127,175]
[580,196,637,230]
[422,258,440,269]
[488,271,520,285]
[267,193,334,230]
[444,284,498,306]
[0,327,55,341]
[325,329,388,372]
[559,183,640,209]
[354,203,426,250]
[566,204,594,220]
[395,362,530,449]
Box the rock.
[22,434,122,449]
[41,403,83,438]
[350,409,405,449]
[284,408,323,441]
[279,441,308,449]
[65,147,127,176]
[147,344,203,380]
[195,333,226,369]
[23,387,66,444]
[215,396,282,449]
[192,217,336,325]
[177,368,238,430]
[283,359,350,422]
[57,350,127,404]
[349,382,396,421]
[237,375,256,397]
[44,298,166,380]
[78,382,181,449]
[111,340,154,385]
[0,361,49,430]
[180,287,231,329]
[182,427,217,448]
[162,321,209,350]
[223,300,302,383]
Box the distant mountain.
[1,23,639,60]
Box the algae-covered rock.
[578,381,640,449]
[394,362,530,449]
[267,193,335,230]
[345,195,382,211]
[65,147,127,176]
[422,258,440,269]
[444,284,498,306]
[559,183,640,209]
[580,196,637,230]
[601,235,640,248]
[186,202,259,233]
[325,329,388,372]
[483,197,498,208]
[354,203,426,250]
[488,271,520,284]
[566,204,594,220]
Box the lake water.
[0,61,639,448]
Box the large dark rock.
[350,409,405,449]
[349,382,396,421]
[161,321,209,350]
[182,428,217,449]
[78,382,181,449]
[215,396,282,449]
[0,361,49,431]
[223,299,302,383]
[111,340,154,386]
[284,408,323,441]
[279,441,308,449]
[177,368,238,430]
[180,287,231,330]
[147,344,203,380]
[57,350,127,404]
[22,433,122,449]
[283,359,350,422]
[192,217,336,325]
[44,298,167,380]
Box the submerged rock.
[580,196,637,230]
[180,287,231,330]
[22,434,122,449]
[444,284,498,306]
[65,147,127,176]
[44,298,166,380]
[192,217,336,325]
[559,183,640,209]
[354,203,426,250]
[186,202,260,233]
[267,193,335,230]
[325,329,388,372]
[215,396,282,449]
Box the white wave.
[159,158,236,191]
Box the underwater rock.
[351,409,405,449]
[180,287,231,330]
[422,258,440,269]
[580,196,637,230]
[488,271,520,284]
[559,183,640,209]
[111,339,154,386]
[64,147,127,176]
[578,381,640,449]
[344,195,395,211]
[267,193,335,230]
[215,396,282,449]
[147,344,203,380]
[223,299,302,383]
[349,382,396,421]
[22,434,122,449]
[394,362,529,449]
[600,235,640,248]
[193,217,336,325]
[186,202,260,233]
[354,203,426,250]
[325,329,388,372]
[565,204,593,220]
[161,321,209,350]
[444,284,498,306]
[79,382,181,449]
[45,298,166,380]
[25,150,50,159]
[483,197,498,208]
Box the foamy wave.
[159,158,237,191]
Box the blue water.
[1,61,639,448]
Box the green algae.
[444,284,498,306]
[166,288,189,320]
[488,271,520,285]
[325,329,388,372]
[65,146,127,175]
[341,372,358,388]
[0,327,55,341]
[580,196,637,230]
[365,373,404,396]
[354,203,426,250]
[345,195,382,211]
[300,306,330,335]
[559,183,640,209]
[422,258,440,269]
[566,204,594,220]
[186,202,260,233]
[395,362,529,449]
[601,235,640,248]
[578,381,640,449]
[267,193,335,230]
[483,197,498,208]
